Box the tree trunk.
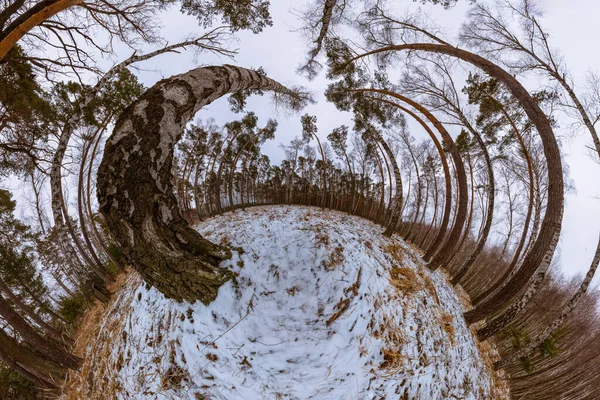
[85,113,124,270]
[77,116,114,276]
[368,129,403,237]
[365,94,452,261]
[415,175,430,244]
[97,65,304,304]
[476,225,561,340]
[471,100,535,304]
[450,121,495,285]
[0,0,84,61]
[0,293,80,370]
[193,154,206,221]
[350,43,563,326]
[0,328,65,390]
[397,132,422,242]
[343,151,356,214]
[0,277,71,345]
[421,169,439,249]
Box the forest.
[0,0,599,398]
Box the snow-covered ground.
[63,206,505,399]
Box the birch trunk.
[97,65,303,304]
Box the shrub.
[0,366,37,400]
[59,294,87,324]
[107,242,126,274]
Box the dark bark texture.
[97,65,299,303]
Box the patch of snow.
[71,206,498,399]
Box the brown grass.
[383,243,423,295]
[440,313,455,345]
[475,338,512,399]
[314,225,330,247]
[327,268,362,326]
[389,266,421,294]
[374,311,408,373]
[419,269,440,305]
[383,243,406,264]
[61,269,141,399]
[326,245,345,269]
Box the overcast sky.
[23,0,600,281]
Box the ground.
[62,206,507,399]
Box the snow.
[66,206,500,399]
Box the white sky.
[11,0,600,280]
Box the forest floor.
[61,205,509,399]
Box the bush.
[58,294,87,324]
[520,357,535,375]
[107,242,126,274]
[539,334,561,358]
[0,366,37,400]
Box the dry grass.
[380,348,407,371]
[326,298,351,326]
[419,268,440,305]
[286,286,300,296]
[323,244,345,270]
[440,313,455,345]
[383,243,406,264]
[161,364,187,389]
[433,271,510,399]
[312,222,346,270]
[373,311,408,374]
[475,338,512,399]
[389,266,422,294]
[383,243,423,294]
[327,268,361,326]
[314,225,330,247]
[61,270,141,400]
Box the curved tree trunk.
[456,149,475,251]
[0,276,71,345]
[421,169,440,249]
[0,0,84,61]
[84,113,125,271]
[193,154,206,221]
[450,121,496,285]
[348,43,564,327]
[377,136,402,235]
[373,146,386,223]
[309,131,328,210]
[178,151,193,215]
[476,224,561,341]
[415,175,430,244]
[368,89,467,269]
[365,127,403,236]
[227,130,265,210]
[364,94,452,261]
[471,100,535,305]
[52,39,233,285]
[342,151,356,214]
[27,169,47,235]
[0,293,81,370]
[51,42,211,288]
[77,116,114,276]
[299,0,338,77]
[374,140,393,225]
[396,131,422,242]
[97,65,304,304]
[0,328,65,390]
[216,128,247,214]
